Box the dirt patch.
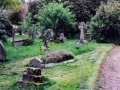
[96,45,120,90]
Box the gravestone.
[55,33,66,43]
[29,58,44,68]
[85,33,91,41]
[77,22,88,44]
[43,29,54,48]
[0,42,6,62]
[17,67,47,87]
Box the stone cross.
[0,42,6,61]
[78,22,87,44]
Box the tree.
[0,0,22,12]
[9,4,28,25]
[88,1,120,43]
[40,0,103,22]
[36,2,76,39]
[19,12,38,39]
[28,0,45,17]
[0,13,13,41]
[63,0,104,22]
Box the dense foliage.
[88,1,120,43]
[67,0,104,22]
[19,13,33,31]
[36,2,76,39]
[41,0,103,22]
[28,0,45,18]
[9,4,28,25]
[0,13,13,41]
[0,0,22,12]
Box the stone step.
[17,80,47,87]
[22,74,45,83]
[27,67,41,75]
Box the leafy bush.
[23,39,34,46]
[0,13,13,41]
[36,2,76,39]
[9,4,28,25]
[41,50,74,63]
[88,1,120,43]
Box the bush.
[9,4,28,25]
[0,13,13,41]
[23,39,34,46]
[41,50,75,63]
[36,2,76,39]
[88,1,120,43]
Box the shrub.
[88,1,120,43]
[9,4,28,25]
[0,13,13,41]
[36,2,76,39]
[23,39,34,46]
[41,50,75,63]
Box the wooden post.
[0,42,6,62]
[12,28,15,46]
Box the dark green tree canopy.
[0,13,13,41]
[88,1,120,43]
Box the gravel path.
[97,45,120,90]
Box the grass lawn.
[0,35,113,90]
[3,35,101,61]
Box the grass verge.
[3,37,99,61]
[0,44,113,90]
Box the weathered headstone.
[29,58,44,68]
[17,67,47,87]
[43,29,54,48]
[77,22,88,44]
[55,33,66,43]
[85,33,91,41]
[0,42,6,62]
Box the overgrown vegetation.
[41,50,74,63]
[88,1,120,43]
[0,0,22,12]
[36,2,76,39]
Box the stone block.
[27,67,41,75]
[29,58,43,68]
[22,74,44,83]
